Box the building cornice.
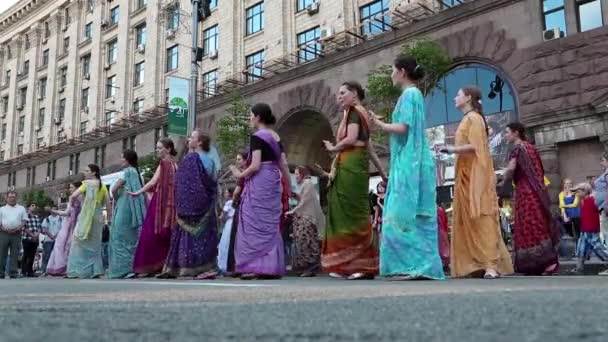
[0,0,67,38]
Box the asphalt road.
[1,276,607,342]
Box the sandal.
[195,271,218,280]
[346,273,374,280]
[483,269,500,279]
[240,273,257,280]
[329,272,345,279]
[156,272,176,279]
[542,264,559,276]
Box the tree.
[366,38,452,144]
[216,92,251,163]
[21,188,54,209]
[138,153,159,183]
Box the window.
[23,60,29,75]
[38,108,45,128]
[0,151,4,161]
[42,49,49,66]
[2,96,8,113]
[47,160,56,181]
[58,99,66,121]
[87,0,94,13]
[81,88,90,110]
[19,87,27,107]
[37,137,44,149]
[133,98,144,113]
[82,54,91,76]
[69,153,80,174]
[44,22,50,38]
[25,35,30,49]
[202,69,218,97]
[154,125,168,143]
[110,6,120,26]
[0,123,6,140]
[84,22,93,40]
[80,121,87,135]
[63,37,70,54]
[297,26,321,63]
[167,5,180,30]
[106,75,117,98]
[95,145,106,168]
[17,144,23,156]
[39,78,47,98]
[542,0,567,35]
[18,116,25,134]
[297,0,316,12]
[4,70,10,85]
[64,7,71,27]
[246,2,264,35]
[107,39,118,64]
[8,172,16,187]
[134,61,145,86]
[6,46,12,59]
[360,0,391,36]
[136,23,146,46]
[105,111,116,126]
[123,135,136,151]
[245,50,264,82]
[210,0,218,9]
[60,67,68,87]
[577,0,603,32]
[202,25,218,56]
[166,45,179,72]
[136,0,147,10]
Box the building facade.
[1,0,608,205]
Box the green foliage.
[21,188,54,209]
[366,38,452,145]
[216,92,251,163]
[138,153,159,183]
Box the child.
[571,183,608,275]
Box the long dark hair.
[159,137,178,156]
[251,103,276,125]
[393,55,425,81]
[193,129,211,152]
[461,86,489,137]
[123,149,143,187]
[88,164,102,189]
[506,122,527,141]
[342,81,366,101]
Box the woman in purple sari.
[158,130,219,278]
[230,103,292,280]
[129,138,178,276]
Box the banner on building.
[167,76,189,137]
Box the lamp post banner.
[168,76,189,137]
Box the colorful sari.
[46,197,81,276]
[379,87,444,279]
[322,107,378,275]
[163,152,219,277]
[292,178,325,273]
[451,113,513,277]
[67,181,106,278]
[510,142,560,275]
[133,159,177,274]
[108,167,146,278]
[235,129,285,276]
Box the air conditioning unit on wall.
[543,28,563,42]
[307,1,320,15]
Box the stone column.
[537,143,560,210]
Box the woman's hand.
[315,164,330,178]
[127,190,141,197]
[434,144,454,154]
[229,165,242,179]
[323,140,336,152]
[368,111,385,130]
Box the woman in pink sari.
[129,138,178,276]
[45,181,82,276]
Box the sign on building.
[167,76,189,137]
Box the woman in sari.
[286,166,326,277]
[45,181,82,276]
[159,130,219,279]
[321,81,385,280]
[107,150,146,279]
[129,138,178,276]
[500,122,559,275]
[66,164,111,279]
[370,56,444,280]
[230,103,291,280]
[437,87,513,279]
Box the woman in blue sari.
[159,129,219,278]
[108,150,146,279]
[67,164,112,279]
[370,56,445,280]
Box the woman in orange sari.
[436,87,513,278]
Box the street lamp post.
[189,0,201,134]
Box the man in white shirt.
[40,207,62,274]
[0,191,28,279]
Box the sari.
[322,107,378,275]
[46,197,82,276]
[292,178,325,273]
[133,159,177,274]
[451,113,513,277]
[438,206,450,269]
[510,142,560,274]
[163,152,219,277]
[235,129,285,276]
[108,167,146,278]
[217,199,235,273]
[67,181,107,278]
[379,87,444,279]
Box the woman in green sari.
[108,150,146,279]
[67,164,112,279]
[321,81,386,280]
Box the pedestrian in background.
[223,150,248,276]
[593,154,608,245]
[217,187,235,274]
[22,203,43,277]
[0,191,27,279]
[570,183,608,275]
[559,178,580,239]
[40,207,63,274]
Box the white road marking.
[79,280,276,287]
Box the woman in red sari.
[500,122,559,275]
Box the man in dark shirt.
[22,203,42,277]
